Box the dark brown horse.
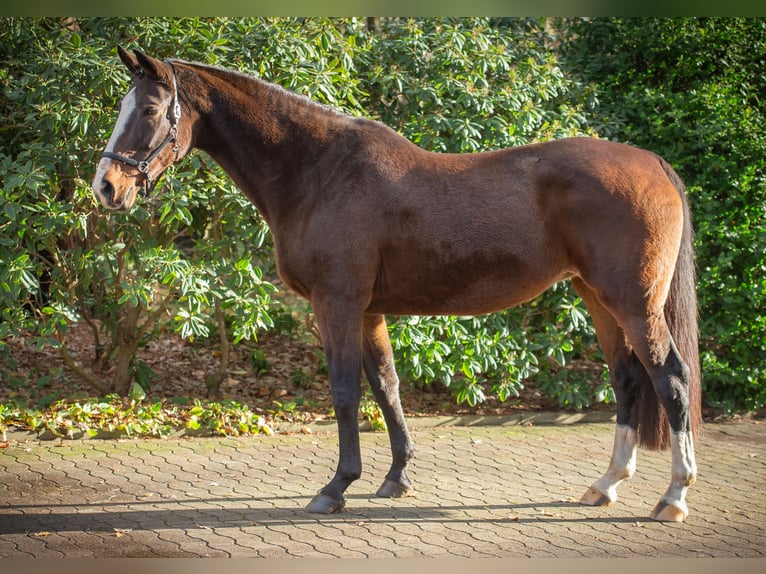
[93,47,702,522]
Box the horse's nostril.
[101,180,115,204]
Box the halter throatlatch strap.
[101,61,182,197]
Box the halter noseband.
[101,62,182,197]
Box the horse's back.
[365,137,682,316]
[280,131,683,316]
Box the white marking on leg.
[658,430,697,514]
[590,424,637,503]
[92,88,137,198]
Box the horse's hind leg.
[573,278,640,507]
[575,276,697,521]
[362,314,415,498]
[622,316,697,522]
[580,351,645,507]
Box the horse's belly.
[367,290,540,316]
[367,258,567,316]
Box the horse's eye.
[145,108,158,116]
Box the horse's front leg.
[362,314,415,498]
[305,298,365,514]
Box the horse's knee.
[331,382,362,415]
[334,397,359,418]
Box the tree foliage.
[1,18,278,397]
[358,19,602,408]
[1,17,763,413]
[558,17,766,411]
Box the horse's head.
[92,46,190,210]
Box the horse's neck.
[184,64,338,225]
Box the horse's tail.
[636,158,703,451]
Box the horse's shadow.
[0,496,642,535]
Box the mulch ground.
[2,319,574,424]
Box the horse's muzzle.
[93,177,135,211]
[98,179,116,205]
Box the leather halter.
[101,62,182,196]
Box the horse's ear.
[133,49,171,84]
[117,45,143,77]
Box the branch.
[206,297,230,399]
[136,289,175,341]
[216,297,230,373]
[78,301,103,362]
[59,342,111,395]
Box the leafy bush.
[558,17,766,411]
[7,17,759,414]
[0,19,278,396]
[363,18,596,150]
[1,17,606,411]
[360,18,604,408]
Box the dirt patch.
[1,320,582,422]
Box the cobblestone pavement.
[0,417,764,558]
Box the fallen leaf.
[33,531,52,537]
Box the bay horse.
[92,47,702,522]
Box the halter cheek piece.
[101,62,182,197]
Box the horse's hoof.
[306,493,345,514]
[376,479,413,499]
[650,500,688,522]
[579,486,612,507]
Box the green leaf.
[129,382,147,402]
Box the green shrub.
[6,17,758,413]
[360,18,602,408]
[559,17,766,411]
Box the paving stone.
[0,418,764,557]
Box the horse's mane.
[170,58,349,121]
